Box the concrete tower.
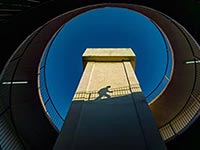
[54,48,166,149]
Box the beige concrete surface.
[82,48,136,70]
[73,48,141,101]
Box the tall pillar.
[54,48,166,150]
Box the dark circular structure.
[36,3,200,142]
[0,1,200,149]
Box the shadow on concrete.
[54,88,166,150]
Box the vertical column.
[53,48,166,150]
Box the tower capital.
[82,48,136,70]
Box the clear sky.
[43,7,172,123]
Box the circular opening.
[39,7,173,130]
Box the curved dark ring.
[0,3,199,149]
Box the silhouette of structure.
[53,48,166,149]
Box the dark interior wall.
[0,0,199,149]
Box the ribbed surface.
[171,98,199,132]
[0,111,24,150]
[73,85,141,101]
[160,56,200,140]
[160,124,175,141]
[159,63,200,142]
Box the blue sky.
[43,7,172,121]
